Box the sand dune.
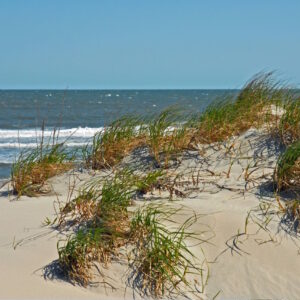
[1,128,299,299]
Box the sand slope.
[0,128,299,299]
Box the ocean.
[0,89,237,181]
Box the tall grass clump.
[275,140,300,192]
[86,108,194,170]
[11,134,74,197]
[57,228,112,286]
[58,169,136,229]
[278,98,300,145]
[58,186,101,227]
[147,107,193,167]
[196,72,288,143]
[57,169,141,285]
[58,169,166,229]
[56,169,191,289]
[129,204,202,297]
[195,98,237,143]
[97,169,136,230]
[86,116,145,169]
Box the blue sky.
[0,1,299,89]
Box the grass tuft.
[86,116,145,169]
[11,138,73,197]
[56,169,198,293]
[195,72,289,143]
[57,228,113,286]
[57,169,136,285]
[275,140,300,191]
[129,204,202,297]
[278,98,300,145]
[147,107,193,167]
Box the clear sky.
[0,0,299,89]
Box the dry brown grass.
[86,117,146,169]
[194,72,287,144]
[278,98,300,146]
[11,141,73,197]
[128,204,204,297]
[56,170,135,285]
[57,227,119,286]
[91,135,146,169]
[281,199,300,233]
[275,140,300,192]
[86,74,295,171]
[55,169,200,292]
[150,128,194,168]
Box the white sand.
[1,128,300,299]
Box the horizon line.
[0,87,242,91]
[1,87,299,91]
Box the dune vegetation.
[10,72,300,297]
[275,140,300,191]
[84,116,145,169]
[56,169,204,296]
[11,129,74,196]
[83,72,298,171]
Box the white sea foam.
[0,159,13,164]
[0,152,17,164]
[0,124,180,143]
[0,127,104,139]
[0,142,89,149]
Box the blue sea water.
[0,89,237,180]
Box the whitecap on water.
[0,141,89,149]
[0,127,104,139]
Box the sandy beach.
[1,126,299,299]
[1,1,299,299]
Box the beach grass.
[147,107,192,167]
[58,169,135,228]
[56,167,201,295]
[11,71,300,297]
[275,140,300,191]
[58,168,167,229]
[58,186,100,227]
[194,72,289,143]
[278,98,300,145]
[57,170,135,285]
[129,204,202,297]
[85,116,145,169]
[86,108,193,170]
[12,73,297,195]
[83,72,296,171]
[57,227,115,286]
[11,130,74,196]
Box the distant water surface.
[0,89,237,180]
